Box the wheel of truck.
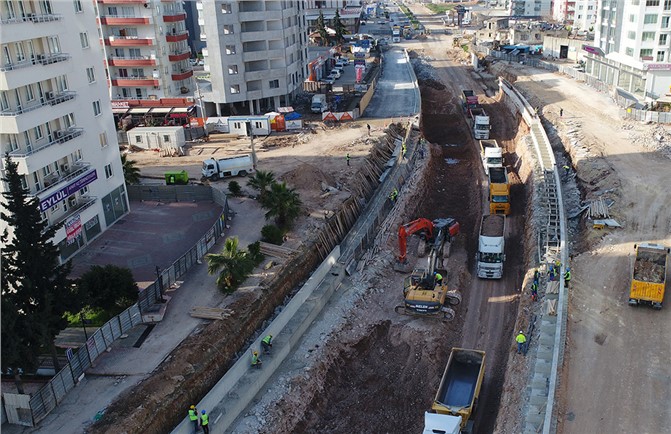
[446,290,462,306]
[653,302,663,310]
[441,307,456,321]
[209,174,219,181]
[417,239,427,257]
[239,170,248,177]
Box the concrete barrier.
[172,246,343,434]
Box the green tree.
[206,237,254,293]
[78,265,139,315]
[228,180,242,197]
[1,156,78,392]
[262,182,303,229]
[121,154,141,185]
[247,170,275,203]
[334,10,346,44]
[317,10,328,45]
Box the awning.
[129,108,152,114]
[112,108,129,114]
[151,107,173,114]
[171,107,190,113]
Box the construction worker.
[261,334,273,354]
[402,141,407,158]
[533,268,540,285]
[367,123,371,136]
[346,153,351,166]
[563,165,570,177]
[564,268,571,287]
[251,350,262,368]
[188,405,199,433]
[389,188,398,202]
[200,410,210,434]
[531,281,538,301]
[516,331,527,355]
[434,272,443,286]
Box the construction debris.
[189,307,233,320]
[259,242,297,259]
[587,197,610,219]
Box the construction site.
[10,5,671,434]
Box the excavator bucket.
[394,259,414,273]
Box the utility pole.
[246,121,257,170]
[195,79,208,138]
[155,265,165,302]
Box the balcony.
[8,128,84,158]
[26,13,63,23]
[99,14,151,25]
[111,76,160,86]
[171,69,194,81]
[0,91,76,117]
[35,162,92,197]
[97,0,147,3]
[105,36,154,46]
[107,55,157,66]
[0,52,70,72]
[163,12,186,22]
[166,30,188,42]
[49,196,97,229]
[168,50,191,61]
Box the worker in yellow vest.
[200,409,209,434]
[261,334,273,354]
[516,331,527,355]
[251,350,262,368]
[188,405,199,433]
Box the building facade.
[1,0,128,261]
[95,0,194,102]
[552,0,598,30]
[508,0,552,18]
[304,0,364,34]
[197,0,309,115]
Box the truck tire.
[239,170,248,177]
[209,174,219,181]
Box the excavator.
[394,218,462,321]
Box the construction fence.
[5,186,229,427]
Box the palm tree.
[206,237,251,293]
[121,154,141,185]
[247,170,275,204]
[262,182,302,229]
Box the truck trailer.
[479,140,503,175]
[428,348,486,434]
[488,167,510,215]
[628,243,669,309]
[460,90,478,111]
[201,155,254,181]
[468,108,490,139]
[476,215,505,279]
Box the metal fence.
[26,189,229,426]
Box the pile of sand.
[281,163,337,191]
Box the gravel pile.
[624,121,671,159]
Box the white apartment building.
[1,0,128,262]
[304,0,364,34]
[95,0,193,101]
[509,0,552,18]
[552,0,598,30]
[586,0,671,100]
[197,0,309,115]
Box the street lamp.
[80,312,89,342]
[155,265,165,302]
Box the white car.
[336,58,349,67]
[329,69,341,79]
[321,77,335,85]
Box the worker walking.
[261,334,273,354]
[516,331,527,355]
[346,153,350,166]
[367,123,371,136]
[531,281,538,301]
[389,188,398,202]
[533,268,540,285]
[188,405,200,433]
[402,141,407,158]
[434,272,444,286]
[559,107,564,117]
[564,268,571,288]
[200,410,209,434]
[251,350,262,368]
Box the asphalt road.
[366,47,420,118]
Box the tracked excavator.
[394,218,462,321]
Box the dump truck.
[488,167,510,215]
[201,154,254,181]
[476,215,505,279]
[427,348,486,434]
[628,243,669,309]
[460,90,478,112]
[164,170,189,185]
[479,139,503,175]
[468,107,490,139]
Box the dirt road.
[508,68,671,434]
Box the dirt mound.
[281,163,337,190]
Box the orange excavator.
[394,218,462,321]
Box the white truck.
[311,94,328,113]
[468,107,490,139]
[201,155,254,181]
[478,140,503,175]
[476,215,505,279]
[423,412,461,434]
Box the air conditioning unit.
[45,91,54,100]
[55,130,64,139]
[60,164,69,173]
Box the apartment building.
[552,0,598,30]
[304,0,364,34]
[585,0,671,100]
[96,0,193,101]
[197,1,309,115]
[1,0,128,261]
[509,0,552,17]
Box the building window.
[226,45,236,55]
[34,125,43,141]
[99,132,108,148]
[92,100,101,116]
[642,32,656,42]
[640,48,653,58]
[104,163,113,179]
[665,0,671,10]
[660,34,668,45]
[80,32,89,49]
[73,0,82,12]
[625,47,634,56]
[230,84,240,94]
[663,16,670,28]
[632,0,640,5]
[221,3,231,13]
[86,67,96,83]
[223,25,234,35]
[135,135,143,143]
[25,84,35,102]
[163,135,170,143]
[629,14,636,23]
[657,51,665,61]
[228,65,238,74]
[269,79,279,89]
[628,31,636,39]
[646,0,659,5]
[644,14,658,24]
[14,42,25,62]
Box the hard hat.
[519,330,523,334]
[190,405,195,409]
[433,271,437,275]
[253,351,258,355]
[202,410,206,415]
[567,268,570,272]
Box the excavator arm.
[398,218,435,263]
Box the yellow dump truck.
[628,243,669,310]
[488,167,510,215]
[427,348,486,434]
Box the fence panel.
[50,368,74,404]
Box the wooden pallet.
[259,241,297,259]
[189,306,233,320]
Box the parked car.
[332,66,344,75]
[196,59,205,66]
[328,70,341,80]
[321,77,335,85]
[336,58,349,67]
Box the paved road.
[366,47,420,118]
